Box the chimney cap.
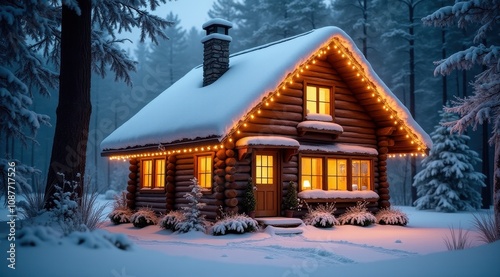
[202,18,233,36]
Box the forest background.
[3,0,496,207]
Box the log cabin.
[101,19,432,219]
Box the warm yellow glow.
[303,180,311,189]
[197,155,213,188]
[256,154,273,184]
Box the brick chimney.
[201,18,233,86]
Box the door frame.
[252,150,281,217]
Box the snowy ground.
[1,196,500,277]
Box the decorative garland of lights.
[109,36,427,161]
[108,143,225,161]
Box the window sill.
[298,189,379,202]
[201,188,212,195]
[138,188,166,194]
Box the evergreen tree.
[208,0,239,22]
[422,0,500,223]
[176,178,207,233]
[413,108,485,212]
[0,2,55,202]
[148,12,188,89]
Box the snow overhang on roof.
[101,26,432,159]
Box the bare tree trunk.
[45,0,92,208]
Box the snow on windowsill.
[297,121,343,133]
[298,189,379,200]
[299,143,378,155]
[305,113,333,122]
[236,136,300,148]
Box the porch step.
[256,217,303,228]
[264,225,304,236]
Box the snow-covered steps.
[266,225,304,236]
[256,217,303,228]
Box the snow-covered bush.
[375,207,409,226]
[338,201,376,227]
[18,225,133,251]
[159,210,185,231]
[43,173,107,235]
[104,189,118,200]
[212,213,259,236]
[130,207,158,228]
[108,192,132,225]
[175,178,208,233]
[303,202,339,228]
[109,209,133,225]
[67,229,133,251]
[18,225,63,247]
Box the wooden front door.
[254,151,278,217]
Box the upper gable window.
[305,84,332,116]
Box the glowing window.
[327,158,347,190]
[352,159,371,191]
[256,155,273,184]
[142,160,153,188]
[141,158,165,189]
[306,85,331,115]
[197,155,213,188]
[301,157,323,190]
[155,159,165,188]
[300,157,372,191]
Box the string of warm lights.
[108,143,225,161]
[223,37,428,157]
[109,36,427,162]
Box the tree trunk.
[408,1,417,203]
[44,0,92,208]
[495,138,500,229]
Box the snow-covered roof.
[101,26,431,153]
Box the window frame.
[194,152,215,190]
[253,152,277,186]
[299,154,374,192]
[140,157,166,190]
[303,80,335,120]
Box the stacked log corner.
[214,148,227,218]
[377,138,390,209]
[127,158,139,210]
[223,141,239,214]
[166,155,176,212]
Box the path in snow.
[118,225,418,267]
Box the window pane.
[306,85,331,115]
[197,155,213,188]
[301,157,322,190]
[306,86,317,114]
[352,159,371,190]
[142,160,153,188]
[256,155,273,184]
[155,159,165,188]
[327,158,347,190]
